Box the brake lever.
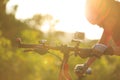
[23,49,34,52]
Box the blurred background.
[0,0,120,80]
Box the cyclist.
[74,0,120,77]
[85,0,120,56]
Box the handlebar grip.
[16,38,43,48]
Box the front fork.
[58,53,72,80]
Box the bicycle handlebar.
[16,38,113,80]
[16,38,93,57]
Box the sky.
[6,0,104,40]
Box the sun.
[7,0,103,39]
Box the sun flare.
[7,0,103,39]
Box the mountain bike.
[16,32,112,80]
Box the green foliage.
[1,1,120,80]
[20,29,43,43]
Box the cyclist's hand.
[104,46,114,55]
[92,44,108,57]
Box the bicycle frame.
[16,38,94,80]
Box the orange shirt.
[85,0,120,47]
[85,0,111,24]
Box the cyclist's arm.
[100,29,120,56]
[99,29,112,46]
